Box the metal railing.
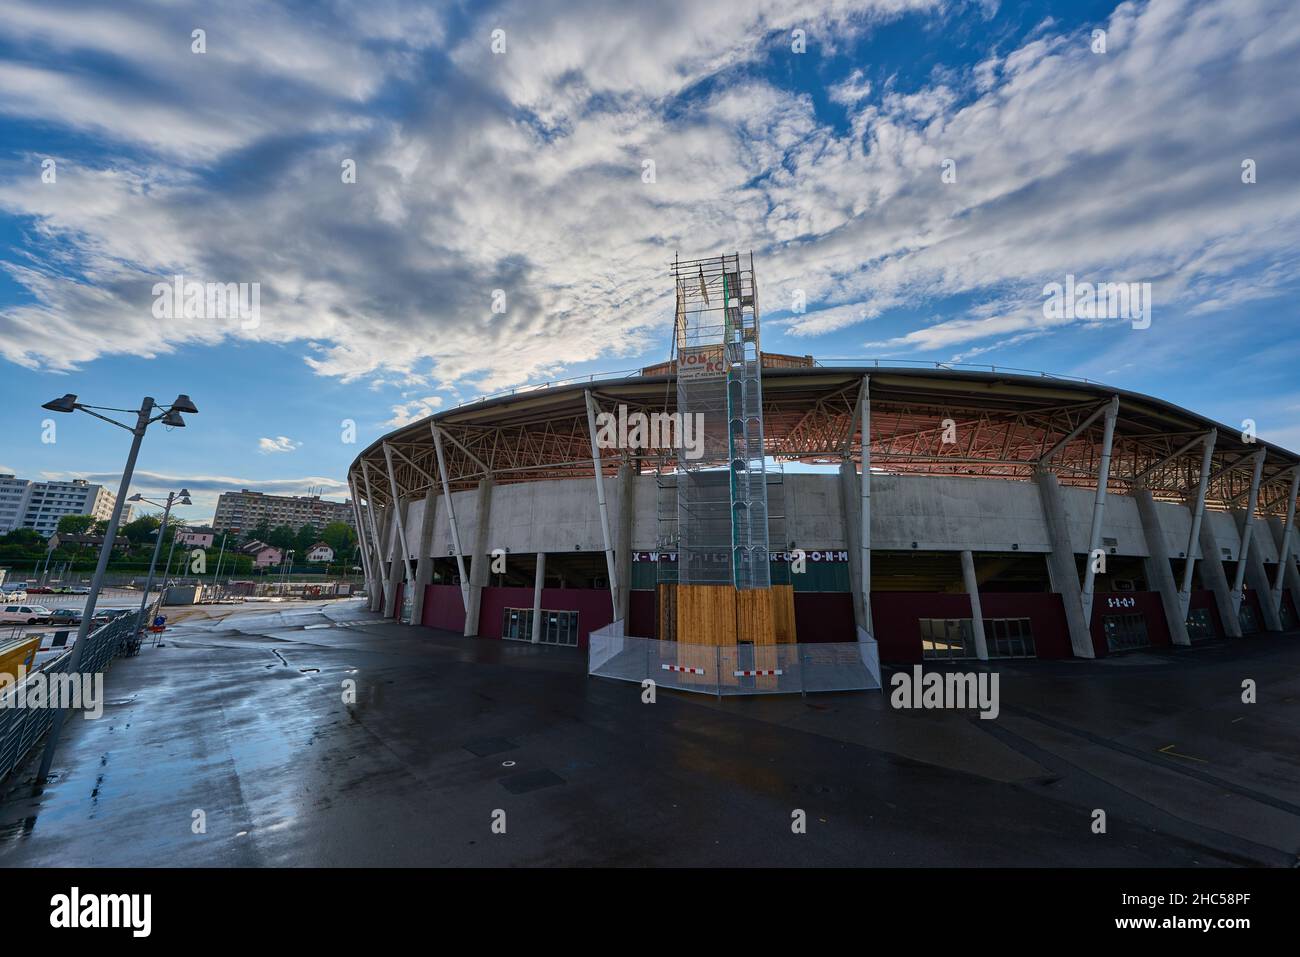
[588,620,881,696]
[0,613,137,783]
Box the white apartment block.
[213,489,354,534]
[0,475,125,538]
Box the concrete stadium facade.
[345,363,1300,664]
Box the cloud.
[258,436,302,454]
[0,0,1296,394]
[384,396,444,428]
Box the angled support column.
[616,461,634,624]
[1178,431,1217,620]
[838,457,864,631]
[584,389,620,619]
[360,461,388,614]
[857,375,873,636]
[960,550,989,660]
[382,442,415,620]
[1230,449,1267,614]
[382,502,405,618]
[348,475,378,604]
[531,552,546,644]
[1198,517,1242,637]
[1271,467,1300,616]
[464,477,493,637]
[1133,486,1190,646]
[1079,396,1119,628]
[431,422,470,614]
[1235,506,1282,632]
[1035,468,1095,658]
[410,485,438,627]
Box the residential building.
[176,528,216,548]
[305,542,335,563]
[0,475,124,538]
[214,489,354,535]
[240,541,283,568]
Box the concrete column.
[615,462,633,624]
[360,463,388,614]
[464,477,493,637]
[531,552,545,644]
[1268,515,1300,619]
[857,376,873,635]
[1235,508,1282,632]
[1230,450,1266,613]
[382,443,415,621]
[410,486,438,627]
[348,476,377,604]
[584,390,620,618]
[430,423,470,613]
[1198,518,1242,637]
[1035,469,1095,658]
[838,457,864,630]
[1079,396,1119,627]
[1133,487,1191,646]
[1178,432,1216,619]
[1270,469,1299,615]
[383,500,406,618]
[960,550,989,660]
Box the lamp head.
[170,394,199,414]
[128,493,144,502]
[160,410,186,427]
[41,394,78,413]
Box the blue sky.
[1,0,1298,524]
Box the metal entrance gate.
[501,607,580,646]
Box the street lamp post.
[128,490,191,640]
[34,393,197,786]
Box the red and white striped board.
[733,669,783,677]
[661,663,706,675]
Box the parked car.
[44,608,84,625]
[68,586,91,594]
[0,604,53,624]
[0,590,27,604]
[27,585,53,594]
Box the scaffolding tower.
[671,252,771,590]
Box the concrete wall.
[383,472,1265,564]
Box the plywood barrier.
[772,585,797,644]
[657,583,677,642]
[677,584,738,646]
[736,588,777,645]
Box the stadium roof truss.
[349,367,1300,519]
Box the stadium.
[344,257,1300,682]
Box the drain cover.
[500,769,565,794]
[464,737,518,757]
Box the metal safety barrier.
[588,621,881,696]
[0,614,137,783]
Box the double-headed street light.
[127,489,192,639]
[34,393,197,786]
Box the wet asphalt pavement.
[0,599,1297,867]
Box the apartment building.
[213,489,354,535]
[0,475,125,538]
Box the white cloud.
[384,396,444,427]
[258,436,302,454]
[0,0,1296,392]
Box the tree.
[267,524,296,550]
[0,528,44,548]
[294,523,318,554]
[321,521,357,556]
[56,514,96,537]
[121,514,161,546]
[247,520,272,546]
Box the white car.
[1,589,27,603]
[0,604,52,624]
